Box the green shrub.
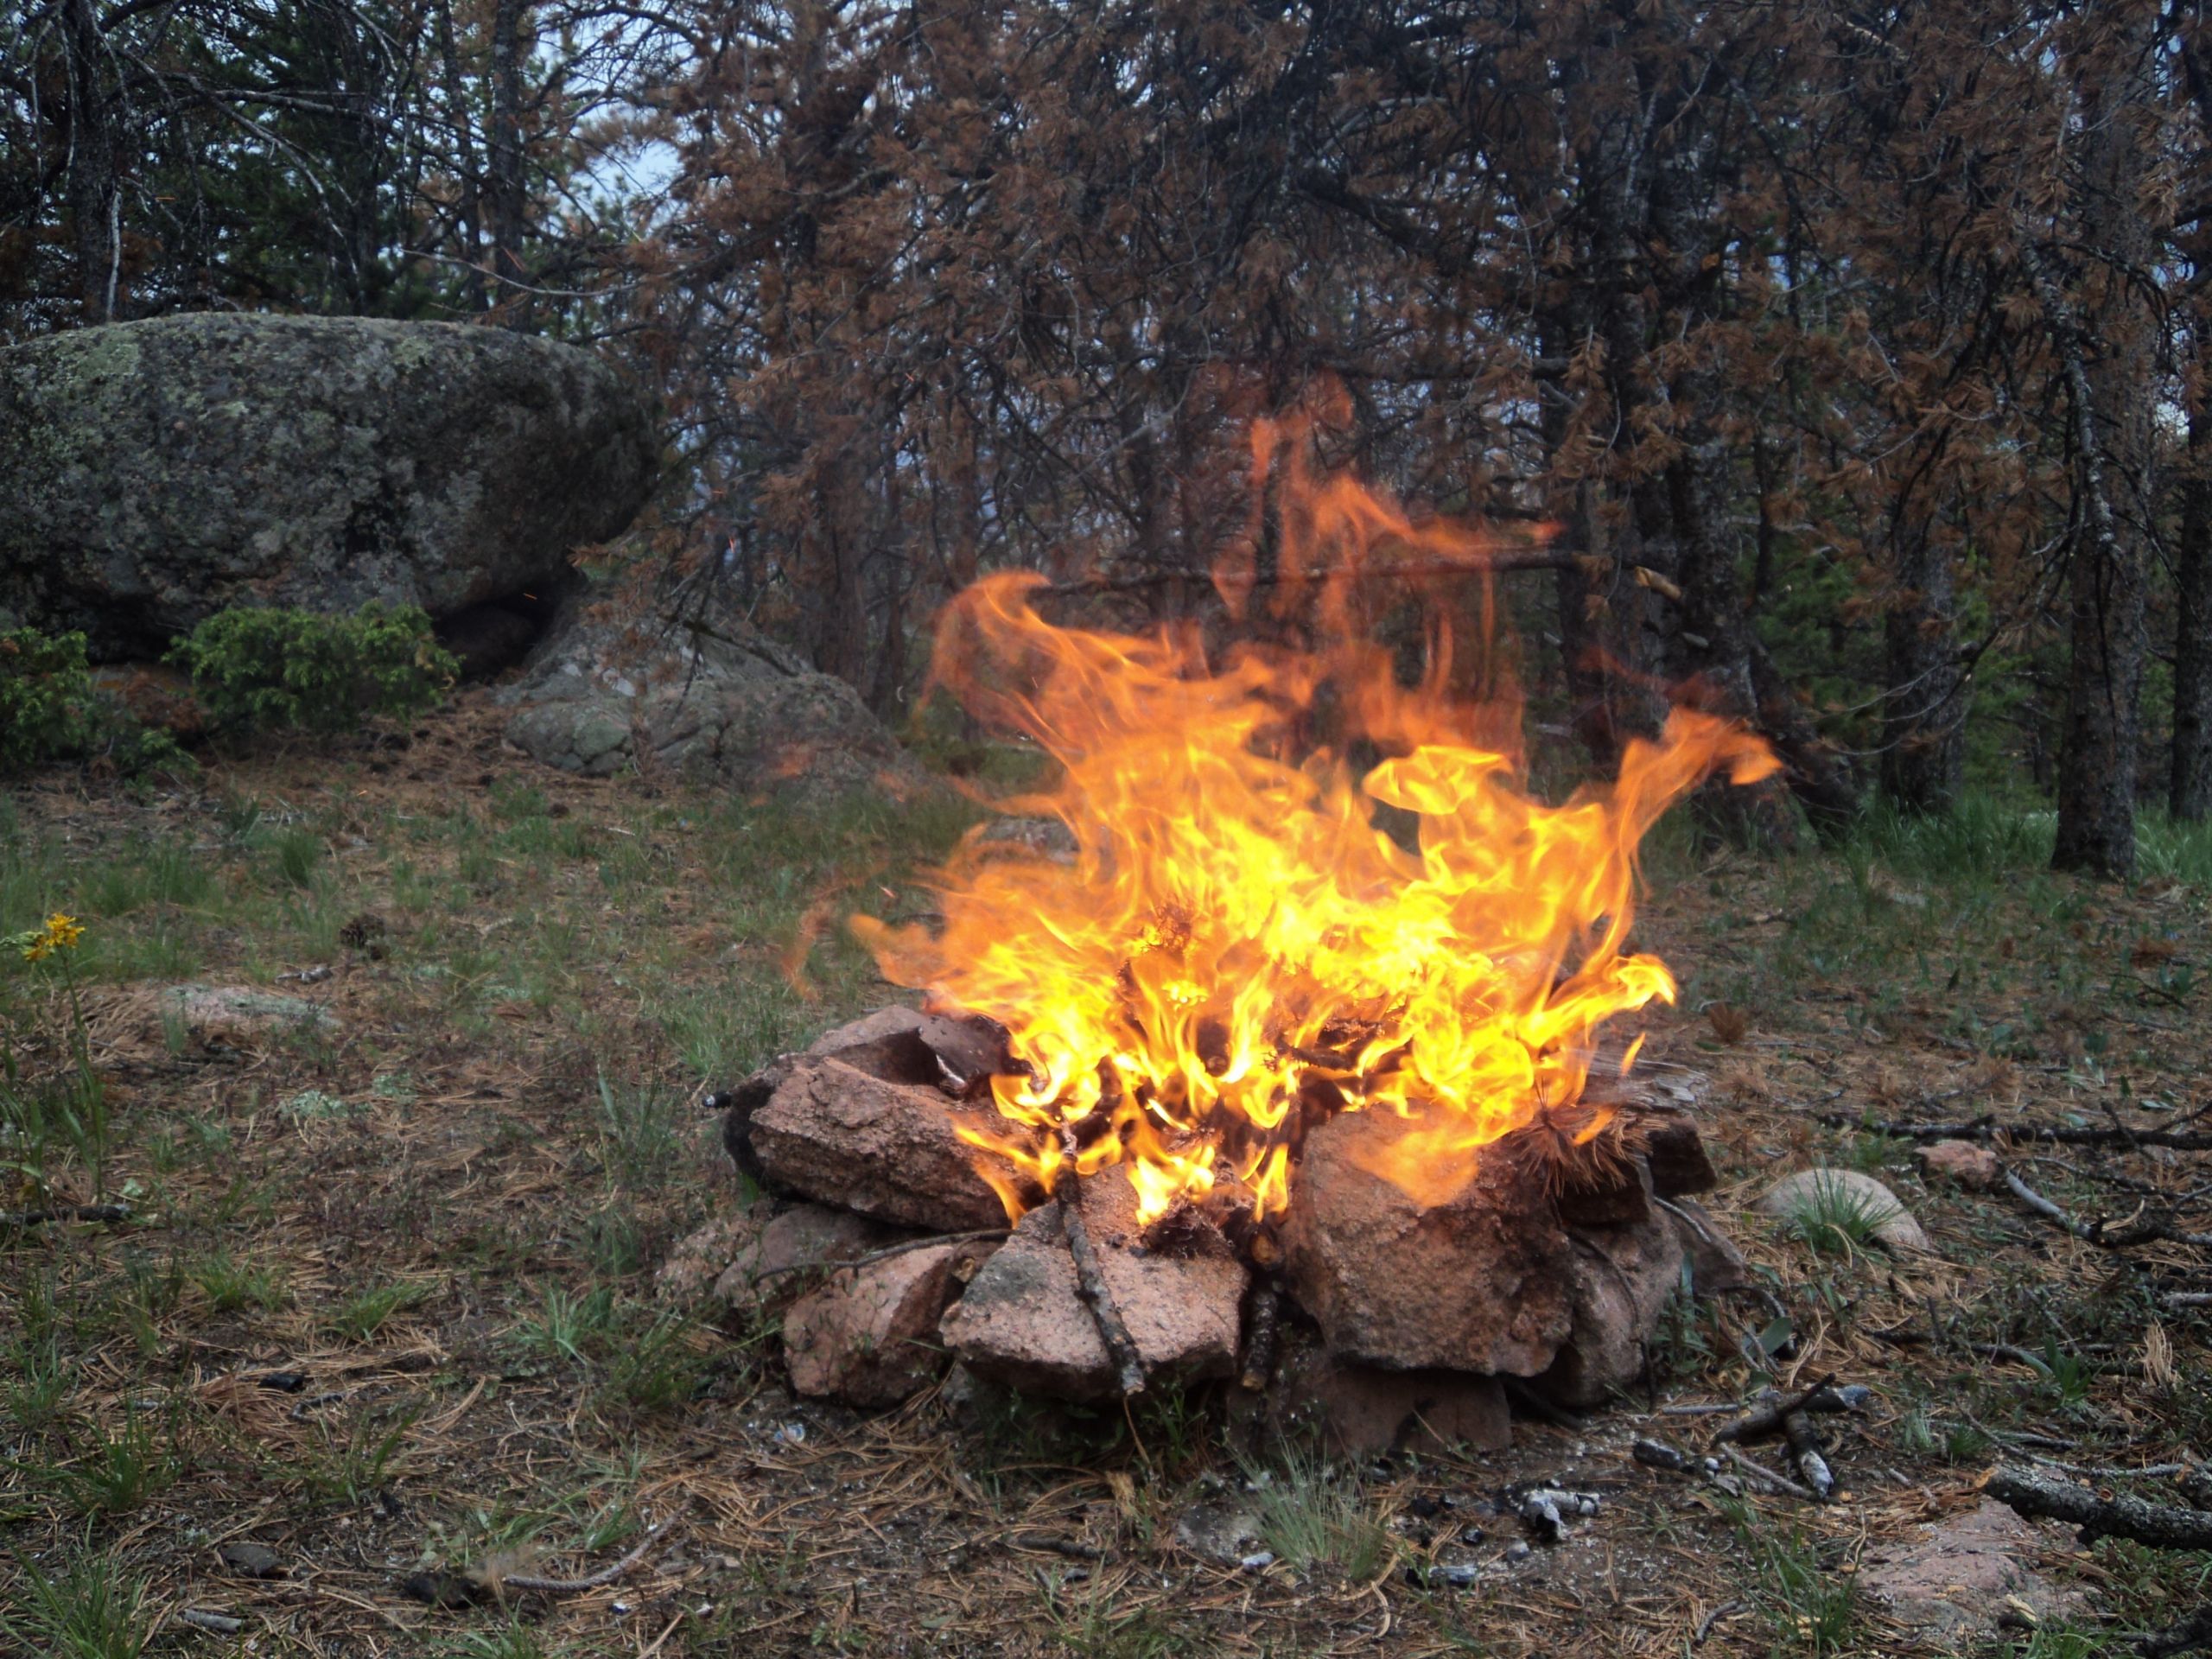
[167,602,460,734]
[0,627,96,772]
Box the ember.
[855,431,1777,1226]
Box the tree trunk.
[2043,8,2158,878]
[61,0,119,323]
[486,0,529,317]
[2173,348,2212,818]
[1879,522,1967,813]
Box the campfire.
[683,438,1777,1449]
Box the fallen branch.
[1719,1444,1819,1501]
[1057,1134,1146,1397]
[1783,1407,1835,1502]
[1818,1114,2212,1153]
[2141,1605,2212,1658]
[0,1202,132,1231]
[2004,1169,2212,1249]
[1986,1465,2212,1550]
[1710,1376,1865,1445]
[494,1522,664,1596]
[749,1229,1009,1282]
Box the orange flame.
[855,438,1777,1226]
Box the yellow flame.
[856,439,1775,1225]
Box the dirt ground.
[3,690,2208,1657]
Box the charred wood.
[1056,1135,1147,1397]
[1986,1465,2212,1551]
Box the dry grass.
[2,696,2209,1656]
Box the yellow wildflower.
[19,912,84,963]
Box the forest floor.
[2,689,2209,1659]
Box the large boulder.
[0,315,658,658]
[499,588,932,801]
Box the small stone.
[1504,1540,1532,1563]
[1280,1110,1576,1376]
[1758,1167,1931,1252]
[218,1542,284,1579]
[1172,1502,1265,1565]
[783,1243,976,1407]
[1916,1140,2000,1191]
[747,1058,1036,1232]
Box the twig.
[0,1202,132,1230]
[1694,1600,1745,1646]
[1709,1374,1843,1444]
[1719,1444,1819,1501]
[1986,1466,2212,1550]
[1039,552,1579,601]
[2004,1169,2212,1249]
[1819,1115,2212,1152]
[1056,1133,1146,1397]
[495,1522,664,1595]
[1783,1407,1835,1501]
[177,1610,245,1635]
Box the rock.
[217,1542,285,1580]
[1274,1338,1512,1457]
[1757,1167,1931,1252]
[1532,1211,1686,1408]
[657,1208,765,1305]
[0,315,656,659]
[1916,1140,2000,1191]
[1554,1149,1656,1227]
[161,984,336,1040]
[1279,1111,1577,1376]
[1629,1104,1720,1198]
[711,1202,913,1309]
[746,1058,1035,1233]
[1662,1197,1753,1294]
[940,1166,1248,1398]
[1173,1502,1267,1565]
[499,585,931,804]
[1858,1500,2085,1638]
[783,1242,978,1407]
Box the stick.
[2140,1605,2212,1658]
[1719,1444,1819,1501]
[1709,1374,1840,1445]
[1782,1408,1835,1502]
[177,1610,245,1635]
[1039,551,1579,601]
[1818,1115,2212,1152]
[1056,1135,1146,1398]
[0,1202,132,1230]
[748,1229,1009,1281]
[2003,1169,2212,1249]
[1238,1278,1280,1393]
[1986,1466,2212,1550]
[493,1522,664,1595]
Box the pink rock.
[783,1243,974,1407]
[1274,1338,1511,1456]
[1279,1110,1577,1376]
[1859,1500,2084,1637]
[712,1202,911,1309]
[1534,1210,1686,1408]
[657,1209,765,1305]
[1916,1140,2000,1191]
[1662,1196,1752,1294]
[940,1166,1247,1399]
[747,1058,1036,1232]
